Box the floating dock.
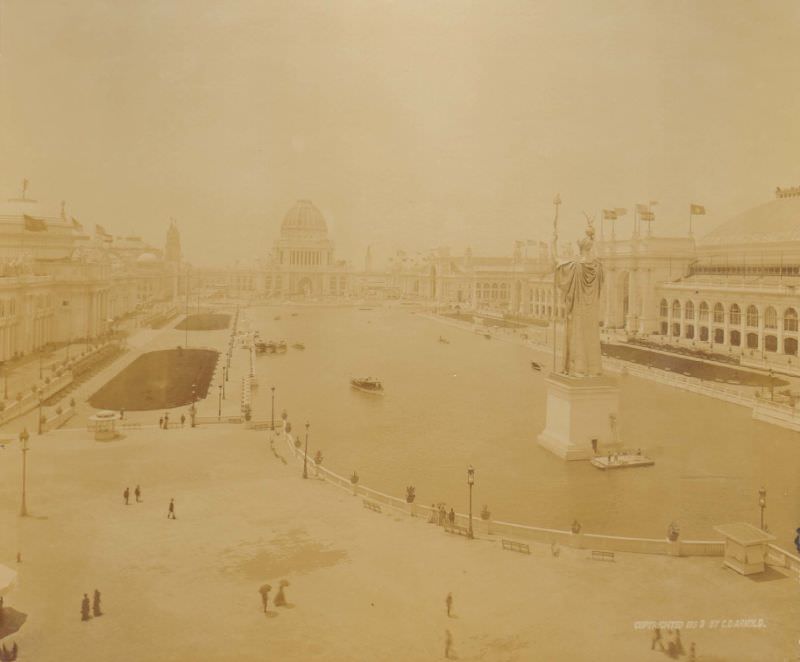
[591,453,654,470]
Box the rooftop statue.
[552,214,604,377]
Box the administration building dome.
[280,200,328,238]
[703,187,800,245]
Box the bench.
[444,524,471,537]
[362,499,382,514]
[590,550,615,562]
[501,539,531,555]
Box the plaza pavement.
[0,422,798,661]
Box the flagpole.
[551,194,561,373]
[689,209,693,237]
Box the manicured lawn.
[175,313,231,331]
[88,348,219,410]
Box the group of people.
[258,580,289,613]
[122,485,142,505]
[122,487,176,519]
[429,504,456,527]
[158,413,186,429]
[650,628,695,659]
[80,590,103,622]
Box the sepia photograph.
[0,1,799,660]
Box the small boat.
[275,341,288,353]
[291,313,299,317]
[530,361,542,371]
[351,377,384,394]
[274,316,281,321]
[438,336,450,344]
[484,333,491,340]
[255,340,274,354]
[292,342,305,350]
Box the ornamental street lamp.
[190,383,197,427]
[19,428,30,517]
[221,368,226,399]
[217,384,222,420]
[271,386,276,430]
[758,487,767,531]
[467,465,475,539]
[303,422,310,479]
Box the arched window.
[699,326,709,341]
[659,299,668,317]
[784,308,798,332]
[699,301,709,322]
[746,305,758,328]
[685,324,694,339]
[671,300,681,318]
[671,323,680,337]
[765,306,778,329]
[730,304,741,325]
[713,303,725,324]
[685,301,695,320]
[660,321,668,335]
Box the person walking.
[164,413,170,429]
[259,585,271,613]
[651,627,664,651]
[92,589,102,617]
[438,505,446,526]
[159,416,163,429]
[167,498,176,519]
[445,592,453,617]
[134,485,142,503]
[444,629,453,659]
[180,414,185,427]
[123,487,130,505]
[81,594,91,621]
[448,508,455,526]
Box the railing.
[765,544,800,577]
[277,429,741,559]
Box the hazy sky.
[1,1,799,266]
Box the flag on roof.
[639,210,655,222]
[690,204,706,215]
[602,209,617,220]
[24,215,47,232]
[72,217,84,231]
[635,203,649,214]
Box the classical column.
[625,269,637,332]
[777,306,785,355]
[638,268,655,335]
[603,269,615,328]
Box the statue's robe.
[555,257,603,376]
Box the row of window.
[287,251,326,267]
[0,299,17,317]
[659,322,799,354]
[659,300,799,332]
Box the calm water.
[246,304,800,546]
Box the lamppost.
[302,422,310,479]
[221,367,226,398]
[467,465,475,539]
[271,386,275,430]
[37,392,43,435]
[217,384,222,420]
[190,383,197,427]
[39,348,44,380]
[19,428,29,517]
[758,487,767,531]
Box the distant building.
[0,184,174,360]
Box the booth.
[88,410,119,441]
[713,522,775,575]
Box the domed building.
[263,200,351,297]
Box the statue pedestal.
[537,373,620,461]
